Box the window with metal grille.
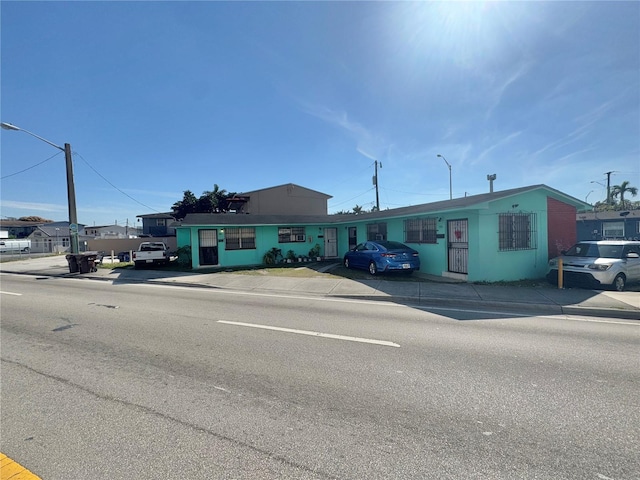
[278,226,306,243]
[225,227,256,250]
[498,213,537,251]
[366,223,387,241]
[404,218,437,244]
[603,222,624,238]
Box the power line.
[328,187,375,208]
[73,151,161,213]
[0,151,63,179]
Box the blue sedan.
[343,241,420,275]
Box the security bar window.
[603,222,624,239]
[225,227,256,250]
[498,213,537,251]
[404,218,437,244]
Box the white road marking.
[541,315,640,326]
[0,291,22,296]
[218,320,401,347]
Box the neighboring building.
[235,183,332,215]
[0,219,43,239]
[576,210,640,241]
[175,184,591,282]
[137,213,176,237]
[27,222,90,253]
[84,224,141,239]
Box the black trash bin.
[78,253,99,273]
[66,254,79,273]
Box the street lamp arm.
[1,122,64,151]
[2,121,79,254]
[437,153,451,168]
[436,154,453,200]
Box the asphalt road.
[1,273,639,479]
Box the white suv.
[547,240,640,291]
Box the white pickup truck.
[132,242,171,269]
[0,239,31,253]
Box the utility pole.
[1,122,79,253]
[373,160,382,211]
[604,171,615,205]
[65,143,80,253]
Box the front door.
[324,228,338,258]
[348,227,357,250]
[447,219,468,274]
[198,229,218,266]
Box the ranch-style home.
[174,184,591,282]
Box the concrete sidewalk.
[1,255,638,320]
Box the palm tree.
[611,181,638,209]
[199,184,228,213]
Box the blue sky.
[1,1,638,227]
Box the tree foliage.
[18,216,53,223]
[171,185,238,219]
[332,204,373,215]
[592,180,639,212]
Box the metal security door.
[324,228,338,258]
[447,219,468,274]
[198,229,218,266]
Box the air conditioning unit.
[295,234,306,242]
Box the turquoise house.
[175,185,591,282]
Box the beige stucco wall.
[246,185,328,215]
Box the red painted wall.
[547,197,577,259]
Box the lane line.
[218,320,400,348]
[0,291,22,296]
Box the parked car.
[344,240,420,275]
[546,240,640,291]
[0,239,31,253]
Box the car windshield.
[564,243,624,259]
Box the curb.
[3,269,638,321]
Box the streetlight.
[585,190,594,203]
[1,122,79,253]
[436,154,452,200]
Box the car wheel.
[612,274,626,292]
[369,261,378,275]
[344,258,350,269]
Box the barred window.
[278,227,306,243]
[603,222,624,239]
[225,227,256,250]
[404,218,437,244]
[499,213,537,251]
[366,223,387,241]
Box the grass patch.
[98,262,133,270]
